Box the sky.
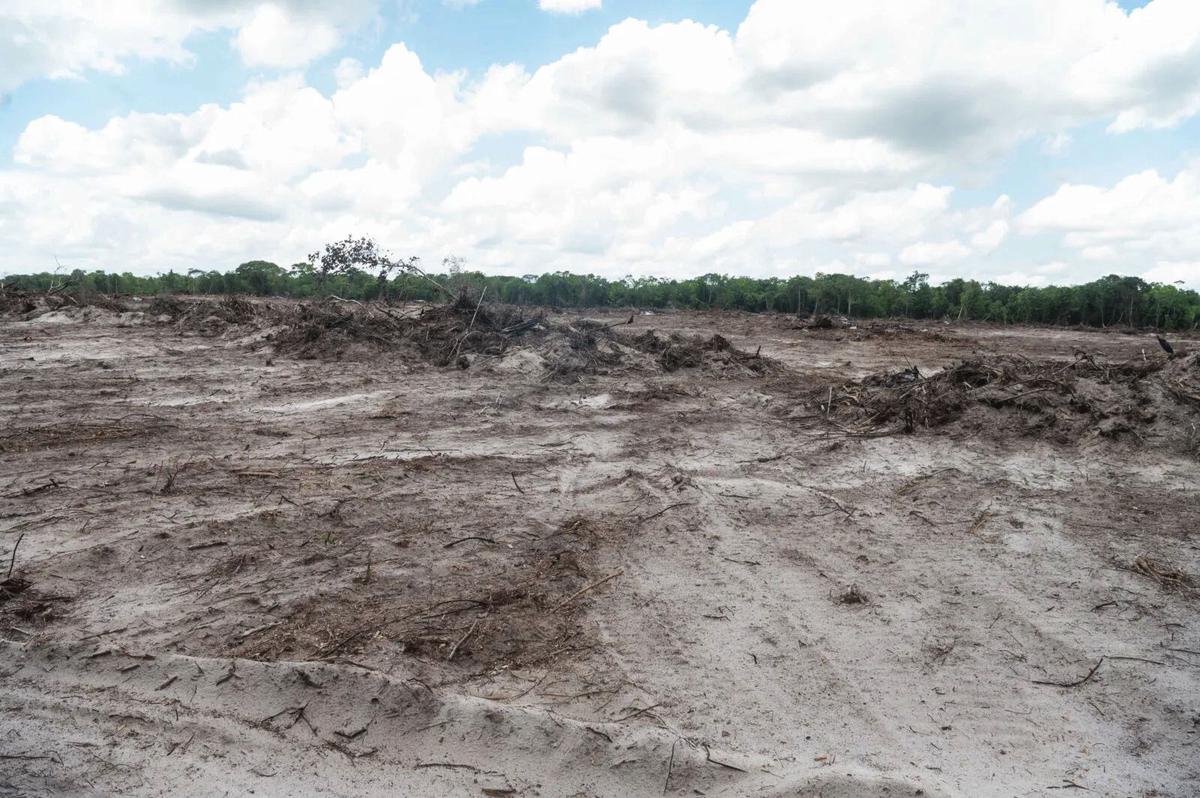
[1,0,1199,288]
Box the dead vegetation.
[224,514,615,675]
[807,351,1200,451]
[1130,555,1196,596]
[625,330,776,375]
[834,585,869,606]
[4,287,778,379]
[788,314,957,342]
[0,416,173,454]
[267,293,775,379]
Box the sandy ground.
[1,305,1198,797]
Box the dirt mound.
[812,352,1200,452]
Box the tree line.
[4,260,1198,330]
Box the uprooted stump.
[809,352,1200,452]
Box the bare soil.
[1,298,1198,797]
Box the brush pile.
[624,330,776,375]
[811,352,1200,451]
[270,293,547,366]
[146,295,264,334]
[0,284,37,316]
[270,294,777,379]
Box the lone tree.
[307,236,412,300]
[307,236,447,301]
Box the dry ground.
[1,300,1198,797]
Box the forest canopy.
[3,263,1197,331]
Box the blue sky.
[1,0,1198,286]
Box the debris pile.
[145,295,269,335]
[270,294,546,366]
[271,296,776,378]
[811,352,1200,451]
[623,330,775,375]
[790,315,956,342]
[0,284,37,316]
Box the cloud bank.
[2,0,1199,285]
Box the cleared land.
[1,296,1198,797]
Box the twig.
[703,745,747,773]
[6,533,23,579]
[451,287,488,360]
[663,739,679,794]
[447,614,484,661]
[554,570,623,612]
[0,753,62,763]
[637,503,693,525]
[801,486,855,518]
[187,541,228,551]
[1033,658,1103,688]
[614,703,661,722]
[238,621,284,640]
[586,726,613,742]
[1105,655,1166,666]
[511,473,525,495]
[443,536,497,549]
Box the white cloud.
[0,1,376,93]
[970,220,1010,252]
[334,57,365,88]
[235,4,341,68]
[538,0,602,14]
[3,1,1200,287]
[1019,165,1200,280]
[899,240,972,267]
[1143,261,1200,285]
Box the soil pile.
[813,352,1200,451]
